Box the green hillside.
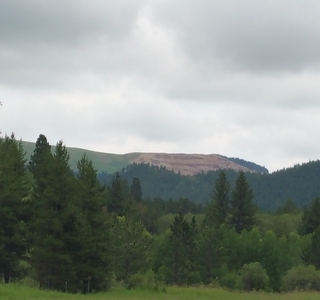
[22,141,268,175]
[98,160,320,212]
[22,141,139,174]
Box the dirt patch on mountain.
[129,153,252,175]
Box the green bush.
[281,264,320,292]
[127,270,166,292]
[237,262,269,292]
[219,272,238,290]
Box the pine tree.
[298,198,320,235]
[28,134,51,177]
[229,171,255,233]
[74,154,111,292]
[205,171,230,227]
[30,140,79,291]
[163,212,198,285]
[130,177,143,203]
[107,172,127,216]
[0,134,30,283]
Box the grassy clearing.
[1,285,320,300]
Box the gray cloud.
[1,0,320,172]
[0,0,144,46]
[150,0,320,73]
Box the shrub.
[238,262,269,292]
[219,272,238,290]
[281,264,320,292]
[127,270,166,292]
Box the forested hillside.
[98,161,320,211]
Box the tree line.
[1,133,320,293]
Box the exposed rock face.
[129,153,253,175]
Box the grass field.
[1,284,320,300]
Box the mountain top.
[130,153,267,175]
[22,141,268,175]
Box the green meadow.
[1,285,320,300]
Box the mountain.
[22,141,268,175]
[22,141,320,211]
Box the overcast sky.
[1,0,320,172]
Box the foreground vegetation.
[1,284,320,300]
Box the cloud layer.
[1,0,320,172]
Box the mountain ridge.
[22,141,268,175]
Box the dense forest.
[98,161,320,211]
[2,133,320,293]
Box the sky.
[1,0,320,173]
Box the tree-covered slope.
[98,160,320,211]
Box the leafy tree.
[259,230,290,291]
[237,228,262,269]
[238,262,269,292]
[197,224,223,283]
[302,225,320,269]
[110,215,151,282]
[0,134,30,283]
[205,170,230,227]
[150,230,171,279]
[229,171,256,233]
[282,264,320,292]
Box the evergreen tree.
[298,198,320,235]
[0,134,30,283]
[28,134,51,177]
[205,171,230,227]
[74,154,111,292]
[130,177,143,202]
[163,212,198,285]
[107,172,128,216]
[30,140,79,292]
[229,171,255,233]
[276,199,299,215]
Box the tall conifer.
[74,154,111,292]
[30,139,78,291]
[0,134,30,283]
[229,171,255,233]
[205,171,230,227]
